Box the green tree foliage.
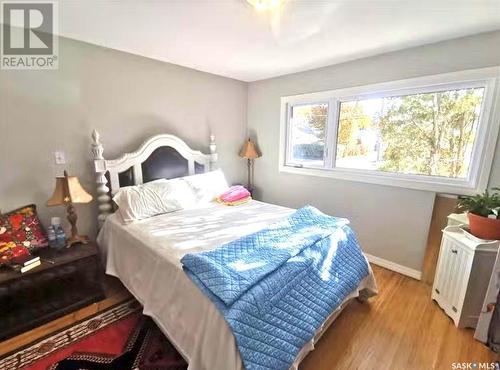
[305,104,327,141]
[379,88,482,177]
[306,103,372,157]
[337,102,372,157]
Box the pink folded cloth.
[219,185,251,203]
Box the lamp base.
[65,202,89,247]
[67,234,89,247]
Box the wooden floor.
[301,265,498,370]
[1,266,498,369]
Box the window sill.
[279,164,483,195]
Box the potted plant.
[458,187,500,240]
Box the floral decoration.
[0,204,48,265]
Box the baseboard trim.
[365,253,422,280]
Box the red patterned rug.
[0,300,187,370]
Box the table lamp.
[239,138,261,192]
[47,170,93,246]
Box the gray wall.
[0,36,248,238]
[247,31,500,272]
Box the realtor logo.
[1,1,58,69]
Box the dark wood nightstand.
[0,242,105,341]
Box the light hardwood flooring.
[301,265,498,370]
[1,267,497,369]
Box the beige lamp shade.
[239,139,261,159]
[47,171,93,206]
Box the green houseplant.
[458,187,500,240]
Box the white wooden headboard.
[91,129,218,227]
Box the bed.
[91,130,378,370]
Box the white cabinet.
[432,225,499,328]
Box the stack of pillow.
[113,169,233,224]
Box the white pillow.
[113,178,197,224]
[181,169,229,203]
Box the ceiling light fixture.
[246,0,282,11]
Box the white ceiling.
[58,0,500,82]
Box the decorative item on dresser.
[457,187,500,240]
[432,216,500,328]
[239,138,261,193]
[46,170,93,246]
[0,241,105,341]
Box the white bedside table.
[432,225,499,328]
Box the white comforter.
[97,200,377,370]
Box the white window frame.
[285,101,334,169]
[279,67,500,195]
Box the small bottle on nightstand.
[47,225,56,248]
[55,226,67,249]
[51,217,66,250]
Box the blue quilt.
[181,206,369,370]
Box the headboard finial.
[92,129,100,144]
[91,129,111,228]
[209,133,218,169]
[209,134,216,154]
[91,129,104,160]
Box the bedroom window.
[287,103,329,167]
[279,68,500,194]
